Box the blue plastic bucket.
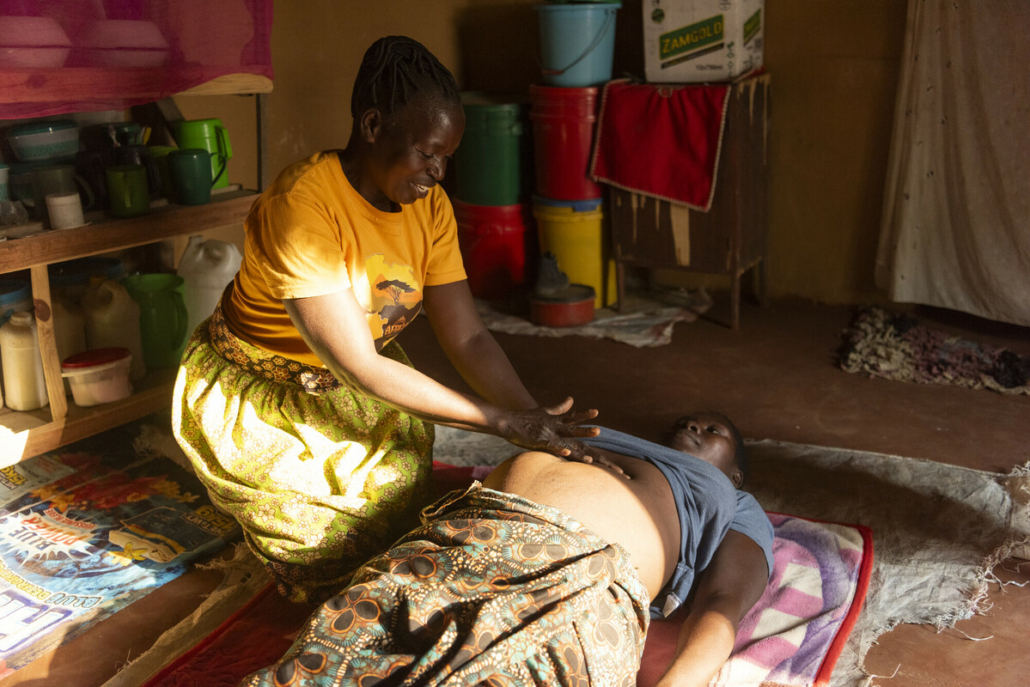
[536,3,621,88]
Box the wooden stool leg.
[730,271,741,330]
[616,261,626,313]
[753,259,768,307]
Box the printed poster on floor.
[0,427,238,676]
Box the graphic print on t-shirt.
[365,254,423,349]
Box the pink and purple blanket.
[638,513,873,687]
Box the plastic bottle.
[52,296,87,393]
[83,278,146,381]
[0,311,49,411]
[177,236,242,340]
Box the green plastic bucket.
[454,93,526,206]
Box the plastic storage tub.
[61,347,133,406]
[454,93,526,206]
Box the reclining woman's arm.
[655,530,770,687]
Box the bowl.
[7,121,80,162]
[529,284,596,327]
[0,17,72,49]
[77,20,169,69]
[0,46,71,68]
[77,20,168,50]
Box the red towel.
[590,79,730,211]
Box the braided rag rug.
[839,307,1030,395]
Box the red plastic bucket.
[529,85,601,201]
[453,200,528,299]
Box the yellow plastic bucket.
[533,198,611,308]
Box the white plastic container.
[83,278,146,381]
[61,347,133,407]
[45,191,86,230]
[0,311,49,411]
[177,236,242,339]
[52,296,87,394]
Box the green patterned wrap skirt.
[242,484,650,687]
[172,304,434,604]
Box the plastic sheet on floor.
[475,288,713,348]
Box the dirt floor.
[3,295,1028,687]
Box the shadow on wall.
[455,3,540,93]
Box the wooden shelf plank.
[0,368,178,466]
[177,74,273,97]
[0,70,272,104]
[0,189,257,273]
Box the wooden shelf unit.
[0,190,259,466]
[0,70,272,104]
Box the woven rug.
[839,307,1030,395]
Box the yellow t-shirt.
[223,151,467,367]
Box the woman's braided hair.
[351,36,461,120]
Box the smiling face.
[358,94,464,211]
[667,412,743,487]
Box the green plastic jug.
[174,119,232,189]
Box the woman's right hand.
[496,398,625,476]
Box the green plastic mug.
[122,274,188,367]
[168,149,216,206]
[106,165,150,218]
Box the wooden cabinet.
[608,74,770,329]
[0,74,268,466]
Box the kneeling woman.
[173,36,598,604]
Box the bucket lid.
[535,2,622,11]
[530,284,596,304]
[460,92,525,109]
[62,347,130,369]
[460,92,525,130]
[532,195,603,213]
[0,279,31,306]
[49,257,125,287]
[9,120,77,136]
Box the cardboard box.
[643,0,764,83]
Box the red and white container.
[61,347,133,407]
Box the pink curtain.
[0,0,273,119]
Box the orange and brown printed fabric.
[207,303,340,393]
[241,485,650,687]
[172,305,435,604]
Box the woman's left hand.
[496,398,625,475]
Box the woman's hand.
[496,398,626,476]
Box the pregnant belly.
[482,451,679,598]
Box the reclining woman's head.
[666,412,749,489]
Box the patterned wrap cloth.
[172,303,435,604]
[241,485,651,687]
